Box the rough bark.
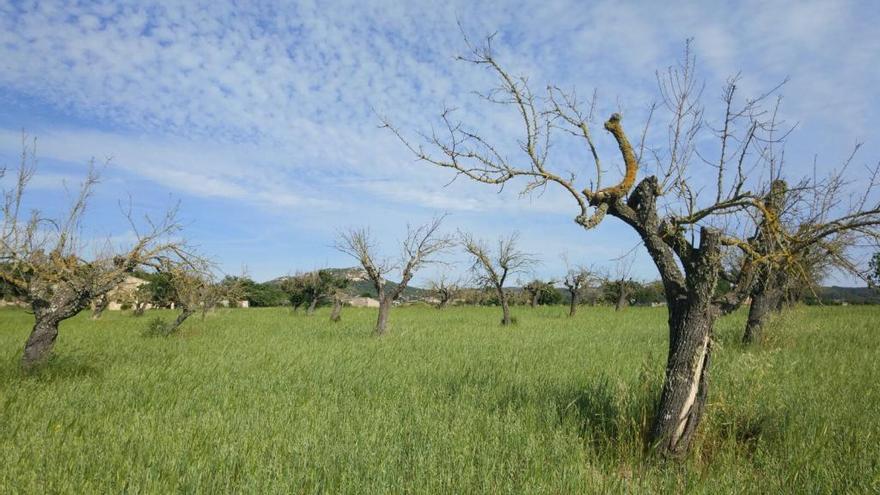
[568,289,579,317]
[375,298,391,335]
[91,294,109,320]
[22,315,61,369]
[330,297,343,322]
[499,289,511,325]
[647,231,721,457]
[743,268,785,344]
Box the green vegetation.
[0,306,878,493]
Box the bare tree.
[562,264,596,317]
[428,274,462,308]
[1,137,200,368]
[460,232,537,325]
[155,259,220,334]
[379,37,880,456]
[335,216,453,335]
[609,255,636,311]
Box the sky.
[1,0,878,286]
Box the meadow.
[0,305,878,493]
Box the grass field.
[0,305,878,493]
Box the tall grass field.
[1,305,878,493]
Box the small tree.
[563,265,596,317]
[336,217,452,335]
[1,138,198,368]
[460,232,536,325]
[428,275,462,308]
[522,279,557,307]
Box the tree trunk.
[647,229,722,457]
[133,302,146,316]
[169,308,195,333]
[22,315,60,369]
[91,295,109,320]
[615,285,627,311]
[438,295,449,309]
[307,297,319,315]
[375,298,391,335]
[330,297,343,322]
[499,290,511,325]
[530,292,539,308]
[568,290,579,317]
[743,284,781,344]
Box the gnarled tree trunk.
[615,282,627,311]
[22,314,61,369]
[330,297,343,322]
[568,289,579,317]
[647,230,721,457]
[307,297,319,315]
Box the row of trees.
[380,37,880,456]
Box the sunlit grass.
[0,305,878,493]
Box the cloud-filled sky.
[1,0,878,285]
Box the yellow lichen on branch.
[584,113,639,204]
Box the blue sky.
[1,0,878,285]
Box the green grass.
[1,305,878,493]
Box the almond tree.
[335,217,452,335]
[379,38,872,455]
[460,232,536,325]
[562,265,596,317]
[428,274,462,308]
[1,138,199,368]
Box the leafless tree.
[460,232,537,325]
[610,255,636,311]
[335,216,453,335]
[380,36,880,456]
[562,263,597,317]
[1,137,201,368]
[428,274,462,308]
[154,259,222,334]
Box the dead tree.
[428,275,462,308]
[336,217,452,335]
[0,137,199,368]
[380,38,849,455]
[460,232,536,325]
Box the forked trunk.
[568,290,579,317]
[22,315,61,369]
[375,298,391,335]
[307,297,319,315]
[133,301,146,316]
[649,289,716,457]
[330,297,343,322]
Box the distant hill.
[809,286,880,305]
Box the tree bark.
[375,298,391,335]
[307,297,319,315]
[330,297,343,322]
[168,307,195,333]
[22,315,61,369]
[568,289,579,317]
[91,294,109,320]
[530,292,539,308]
[499,290,511,325]
[615,284,627,311]
[647,229,721,457]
